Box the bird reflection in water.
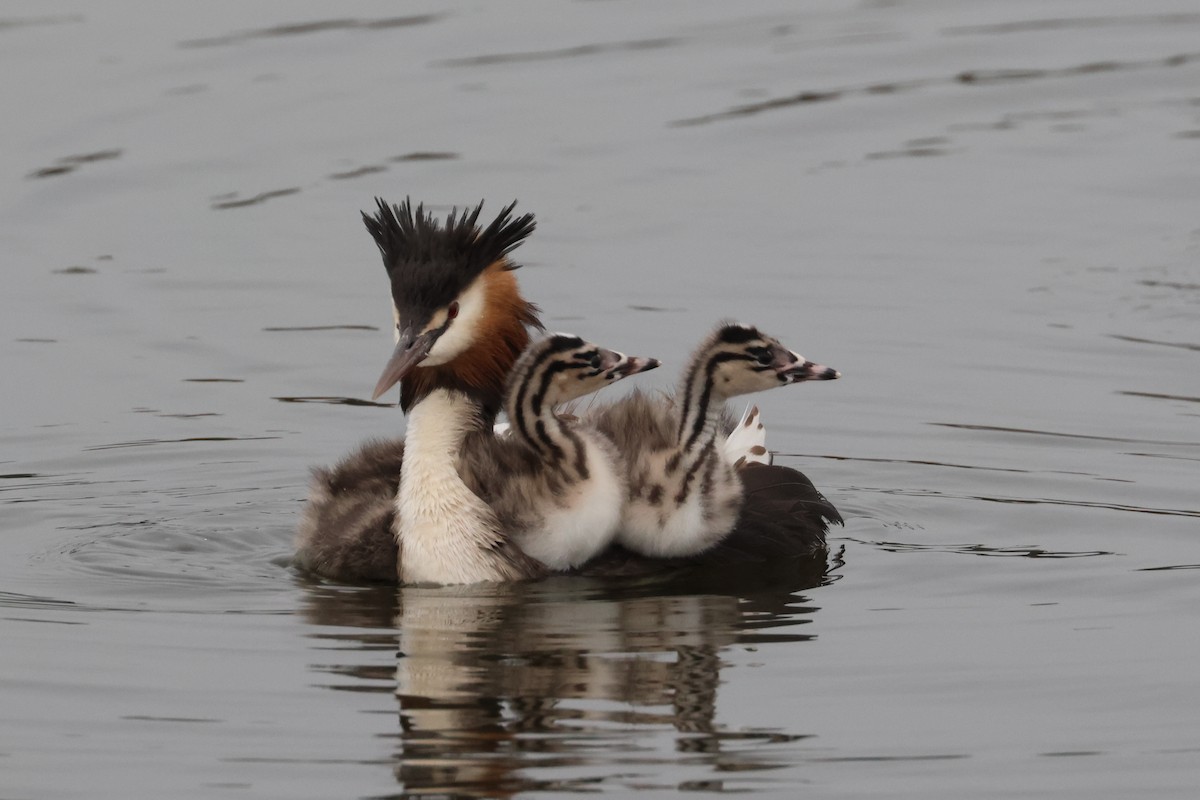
[299,556,838,796]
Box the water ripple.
[846,538,1114,558]
[1109,334,1200,352]
[210,187,300,210]
[273,396,391,408]
[27,149,122,179]
[930,422,1200,448]
[854,486,1200,519]
[674,50,1200,126]
[1119,391,1200,404]
[262,325,379,332]
[776,451,1097,477]
[84,435,281,451]
[52,516,295,599]
[179,14,444,48]
[437,37,680,68]
[943,14,1200,37]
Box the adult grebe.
[295,198,543,584]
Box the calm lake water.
[2,1,1198,797]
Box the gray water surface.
[2,1,1198,797]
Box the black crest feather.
[362,197,536,320]
[362,197,535,274]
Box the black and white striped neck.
[504,335,595,481]
[675,335,748,457]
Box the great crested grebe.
[462,333,659,570]
[296,198,844,585]
[295,198,544,584]
[586,323,841,560]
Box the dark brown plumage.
[707,461,842,561]
[295,439,403,583]
[575,462,840,580]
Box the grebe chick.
[465,333,659,570]
[589,323,840,559]
[296,197,546,585]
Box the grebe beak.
[372,326,440,400]
[601,350,661,380]
[777,354,840,384]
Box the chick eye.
[447,301,460,320]
[749,347,772,366]
[589,355,602,369]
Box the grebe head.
[363,198,541,413]
[509,333,660,410]
[704,323,839,399]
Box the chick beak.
[776,349,840,384]
[600,350,661,380]
[372,326,439,400]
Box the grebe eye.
[447,301,460,320]
[589,355,602,369]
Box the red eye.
[447,301,460,320]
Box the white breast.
[521,438,624,570]
[397,389,510,584]
[615,448,739,558]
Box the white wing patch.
[721,404,771,466]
